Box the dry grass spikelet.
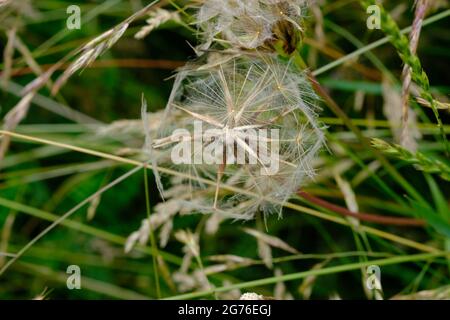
[135,8,181,40]
[0,0,39,27]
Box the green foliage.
[0,0,449,300]
[359,0,449,153]
[371,138,450,181]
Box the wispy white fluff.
[196,0,310,50]
[153,54,325,219]
[141,95,165,199]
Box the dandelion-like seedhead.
[152,54,324,219]
[196,0,310,51]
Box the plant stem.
[144,167,161,299]
[291,51,427,205]
[359,0,449,155]
[1,130,438,253]
[164,252,448,300]
[298,191,426,226]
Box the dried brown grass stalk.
[298,191,426,227]
[400,0,428,149]
[1,1,160,164]
[0,92,35,164]
[1,27,16,89]
[22,0,160,96]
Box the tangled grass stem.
[165,252,448,300]
[143,167,161,298]
[290,51,427,205]
[0,130,437,253]
[359,0,449,155]
[298,191,426,226]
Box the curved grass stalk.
[266,251,393,265]
[165,252,449,300]
[0,163,145,277]
[0,130,439,254]
[30,0,122,59]
[0,196,183,266]
[292,52,428,206]
[282,201,436,254]
[359,0,448,153]
[6,82,102,125]
[322,19,437,143]
[0,197,245,289]
[144,167,161,298]
[312,9,450,76]
[298,191,425,226]
[15,261,151,300]
[0,160,115,189]
[320,118,450,132]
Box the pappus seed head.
[152,53,325,219]
[195,0,311,52]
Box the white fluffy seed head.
[196,0,311,50]
[240,292,264,300]
[153,53,325,219]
